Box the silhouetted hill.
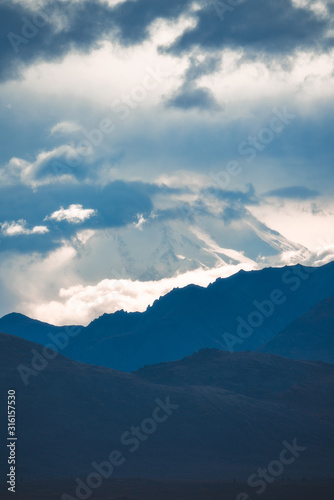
[259,296,334,363]
[1,332,334,486]
[135,349,334,413]
[1,262,334,371]
[0,312,77,345]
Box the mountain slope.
[135,348,334,414]
[1,332,334,484]
[259,296,334,363]
[1,262,334,371]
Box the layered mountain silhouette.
[1,262,334,371]
[260,296,334,363]
[1,332,334,484]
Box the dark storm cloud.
[169,0,331,58]
[0,180,172,253]
[0,0,194,81]
[166,54,222,110]
[1,0,332,82]
[167,86,220,110]
[0,0,116,81]
[184,54,222,80]
[265,186,320,200]
[110,0,191,45]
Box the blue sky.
[0,0,333,324]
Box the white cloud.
[265,246,334,269]
[50,121,82,135]
[103,0,128,6]
[0,222,332,326]
[0,144,86,187]
[76,229,96,245]
[201,49,334,115]
[26,241,334,327]
[248,199,334,251]
[25,262,256,326]
[291,0,329,18]
[2,13,190,111]
[31,226,49,234]
[0,219,49,236]
[45,204,97,224]
[133,214,147,230]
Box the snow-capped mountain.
[88,209,304,281]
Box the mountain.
[79,210,304,281]
[0,312,77,346]
[1,332,334,487]
[135,348,334,411]
[1,262,334,371]
[259,296,334,363]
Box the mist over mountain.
[92,211,303,281]
[1,262,334,371]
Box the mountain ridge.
[1,262,334,371]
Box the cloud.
[0,0,118,81]
[166,54,222,110]
[168,0,332,59]
[50,121,82,135]
[0,219,49,236]
[0,0,333,328]
[0,0,195,82]
[14,241,334,326]
[267,245,334,269]
[0,145,92,186]
[167,86,220,110]
[0,181,163,253]
[2,0,331,86]
[24,262,256,325]
[109,0,195,46]
[265,186,320,200]
[204,184,259,205]
[45,204,97,224]
[133,213,148,230]
[183,54,222,81]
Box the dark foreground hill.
[1,332,334,494]
[259,296,334,363]
[135,348,334,413]
[1,262,334,371]
[2,478,334,500]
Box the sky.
[0,0,333,325]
